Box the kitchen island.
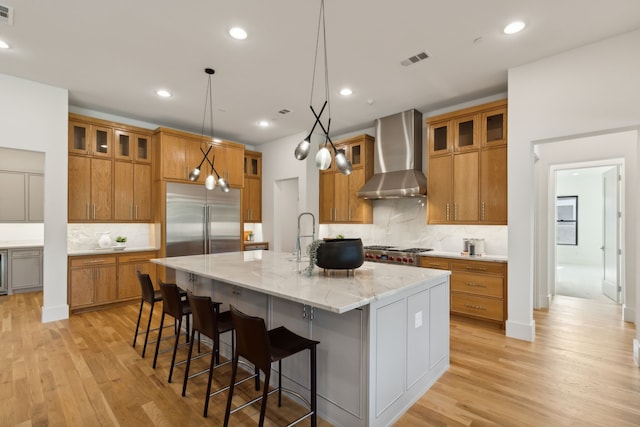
[152,251,450,427]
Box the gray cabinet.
[9,248,43,293]
[0,171,44,222]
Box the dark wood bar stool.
[182,293,235,417]
[224,306,319,427]
[132,271,164,358]
[153,281,192,383]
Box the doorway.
[553,166,621,304]
[273,178,299,253]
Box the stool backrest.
[229,305,271,374]
[187,292,219,339]
[136,271,157,304]
[159,280,183,318]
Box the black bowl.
[315,238,364,270]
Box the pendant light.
[188,68,229,192]
[294,0,352,175]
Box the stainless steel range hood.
[357,109,426,199]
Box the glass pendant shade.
[295,137,311,160]
[189,167,201,181]
[315,146,332,170]
[205,174,216,190]
[335,151,352,175]
[218,177,230,192]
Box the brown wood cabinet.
[242,151,262,222]
[420,255,507,326]
[68,155,113,221]
[319,134,374,224]
[68,120,113,158]
[427,99,507,225]
[114,162,152,221]
[68,251,157,312]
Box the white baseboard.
[41,303,69,323]
[623,304,635,323]
[634,339,640,367]
[506,319,536,342]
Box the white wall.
[508,29,640,345]
[556,169,606,266]
[0,73,69,322]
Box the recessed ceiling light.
[503,21,525,35]
[0,40,9,49]
[340,88,353,96]
[156,89,172,98]
[259,120,270,127]
[229,27,248,40]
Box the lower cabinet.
[9,248,43,293]
[420,256,507,326]
[68,251,157,312]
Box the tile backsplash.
[321,198,508,256]
[67,223,158,251]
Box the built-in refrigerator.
[165,182,241,281]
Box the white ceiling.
[1,0,640,146]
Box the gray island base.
[152,251,450,426]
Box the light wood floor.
[1,293,638,426]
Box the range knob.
[408,259,414,264]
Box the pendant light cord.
[310,0,330,119]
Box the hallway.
[556,263,616,303]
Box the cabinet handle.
[135,205,138,220]
[428,262,441,267]
[302,305,307,318]
[129,205,133,220]
[310,306,315,321]
[481,201,485,221]
[93,203,96,219]
[446,203,450,221]
[454,203,457,221]
[465,266,487,272]
[84,259,106,264]
[86,203,90,220]
[464,303,486,311]
[465,282,486,288]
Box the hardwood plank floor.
[396,296,640,426]
[1,293,638,426]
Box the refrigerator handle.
[204,204,209,254]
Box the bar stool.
[132,271,163,358]
[153,281,192,383]
[182,293,235,417]
[224,305,319,427]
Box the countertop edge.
[68,247,159,256]
[419,251,507,263]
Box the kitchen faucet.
[296,212,316,266]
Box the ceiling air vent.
[401,51,430,67]
[278,108,292,115]
[0,4,14,25]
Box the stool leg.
[278,359,282,406]
[152,312,166,369]
[142,302,155,358]
[311,344,317,427]
[168,316,183,383]
[258,369,270,427]
[133,299,144,347]
[203,338,217,417]
[223,356,239,427]
[182,329,197,397]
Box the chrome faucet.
[296,212,316,265]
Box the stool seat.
[224,306,319,427]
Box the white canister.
[96,232,112,248]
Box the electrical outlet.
[414,311,422,328]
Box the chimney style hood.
[357,109,426,199]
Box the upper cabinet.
[319,134,374,224]
[243,150,262,223]
[0,171,44,222]
[68,114,153,223]
[154,128,244,188]
[426,99,507,225]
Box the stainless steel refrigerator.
[165,182,241,280]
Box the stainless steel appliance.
[166,182,241,279]
[363,245,433,266]
[0,250,7,295]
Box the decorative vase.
[96,232,111,249]
[315,238,364,270]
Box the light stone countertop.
[68,246,159,256]
[152,250,451,314]
[419,250,507,263]
[0,240,44,250]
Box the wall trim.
[623,304,635,323]
[506,319,535,342]
[41,303,69,323]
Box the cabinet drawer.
[451,272,503,298]
[451,293,504,321]
[117,251,156,264]
[450,260,504,275]
[418,256,450,270]
[11,249,41,257]
[70,256,117,267]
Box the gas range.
[363,245,433,266]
